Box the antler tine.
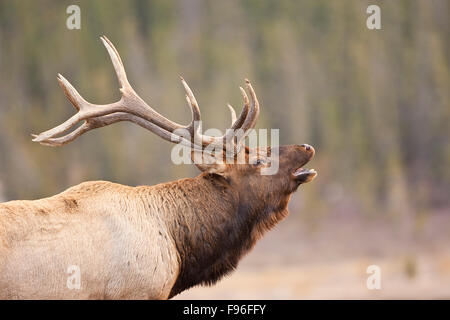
[232,87,250,130]
[238,79,259,134]
[35,121,96,147]
[100,36,131,91]
[180,77,201,135]
[227,104,237,126]
[56,74,88,111]
[180,77,225,147]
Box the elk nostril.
[301,144,311,151]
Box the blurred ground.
[176,201,450,299]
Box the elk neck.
[144,172,291,298]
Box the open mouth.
[292,167,317,183]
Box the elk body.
[0,37,317,299]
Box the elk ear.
[191,150,227,174]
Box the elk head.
[32,36,317,206]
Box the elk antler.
[32,36,260,156]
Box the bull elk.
[0,36,317,299]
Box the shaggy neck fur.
[164,173,291,298]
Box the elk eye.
[254,159,265,166]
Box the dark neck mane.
[167,173,290,298]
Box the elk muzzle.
[292,144,317,184]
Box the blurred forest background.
[0,0,449,298]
